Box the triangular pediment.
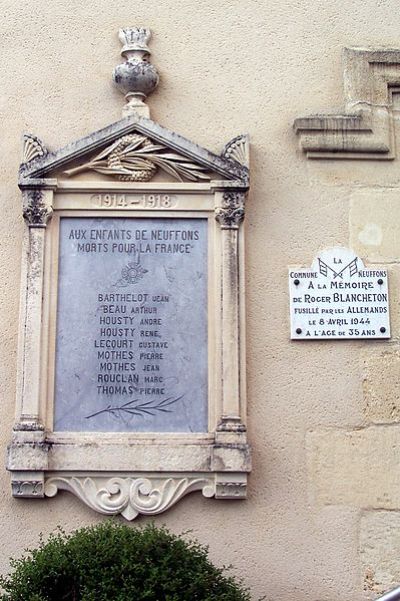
[19,115,249,186]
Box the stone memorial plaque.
[54,216,208,432]
[289,247,390,339]
[9,26,250,512]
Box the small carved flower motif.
[118,261,148,286]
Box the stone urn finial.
[113,27,159,118]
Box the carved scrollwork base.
[44,475,216,521]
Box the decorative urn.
[113,27,159,116]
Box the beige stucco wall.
[2,1,400,599]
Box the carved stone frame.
[7,115,250,519]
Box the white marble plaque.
[289,247,390,340]
[54,216,208,432]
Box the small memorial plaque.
[289,247,390,339]
[54,216,208,432]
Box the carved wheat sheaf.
[44,476,215,520]
[64,134,211,182]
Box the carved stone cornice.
[294,47,400,159]
[215,191,245,229]
[22,190,52,227]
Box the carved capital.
[44,475,215,521]
[22,190,52,227]
[215,191,245,229]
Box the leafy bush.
[0,522,252,601]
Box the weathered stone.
[387,264,400,339]
[294,48,400,159]
[307,426,400,509]
[350,189,400,263]
[360,512,400,595]
[362,349,400,423]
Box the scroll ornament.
[64,134,210,182]
[44,476,215,521]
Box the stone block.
[360,511,400,595]
[387,265,400,339]
[307,426,400,509]
[350,189,400,263]
[362,348,400,423]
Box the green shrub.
[0,522,252,601]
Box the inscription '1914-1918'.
[53,216,208,433]
[90,193,177,209]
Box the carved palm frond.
[85,395,183,421]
